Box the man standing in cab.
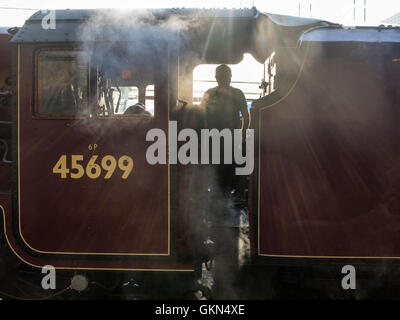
[200,64,250,195]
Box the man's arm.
[199,89,211,129]
[237,90,250,140]
[200,89,211,109]
[241,104,250,130]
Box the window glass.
[94,42,159,118]
[145,85,155,116]
[97,86,139,116]
[97,84,154,117]
[96,66,155,118]
[37,50,87,116]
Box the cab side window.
[94,43,157,118]
[36,50,88,116]
[96,71,155,118]
[97,84,155,117]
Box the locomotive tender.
[0,7,400,298]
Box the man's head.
[215,64,232,88]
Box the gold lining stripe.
[1,205,193,271]
[258,253,400,259]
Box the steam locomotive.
[0,7,400,299]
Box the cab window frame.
[33,47,90,119]
[94,82,156,120]
[91,42,162,121]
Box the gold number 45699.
[52,155,133,179]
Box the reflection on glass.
[38,50,87,115]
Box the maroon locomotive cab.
[5,7,400,299]
[2,19,194,272]
[251,29,400,261]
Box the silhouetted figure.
[200,64,249,194]
[200,65,250,299]
[201,64,249,132]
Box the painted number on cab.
[52,155,133,179]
